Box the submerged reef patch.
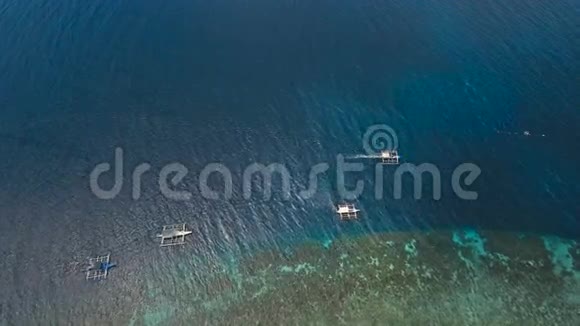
[542,236,579,281]
[112,231,580,324]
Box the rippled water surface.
[0,0,578,324]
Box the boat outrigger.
[349,150,401,164]
[86,254,116,280]
[379,150,400,165]
[157,223,192,246]
[336,203,360,221]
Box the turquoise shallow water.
[0,0,579,324]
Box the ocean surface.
[0,0,579,324]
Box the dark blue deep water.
[0,0,579,323]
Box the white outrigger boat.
[349,150,401,165]
[379,150,400,165]
[336,203,360,221]
[157,223,193,247]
